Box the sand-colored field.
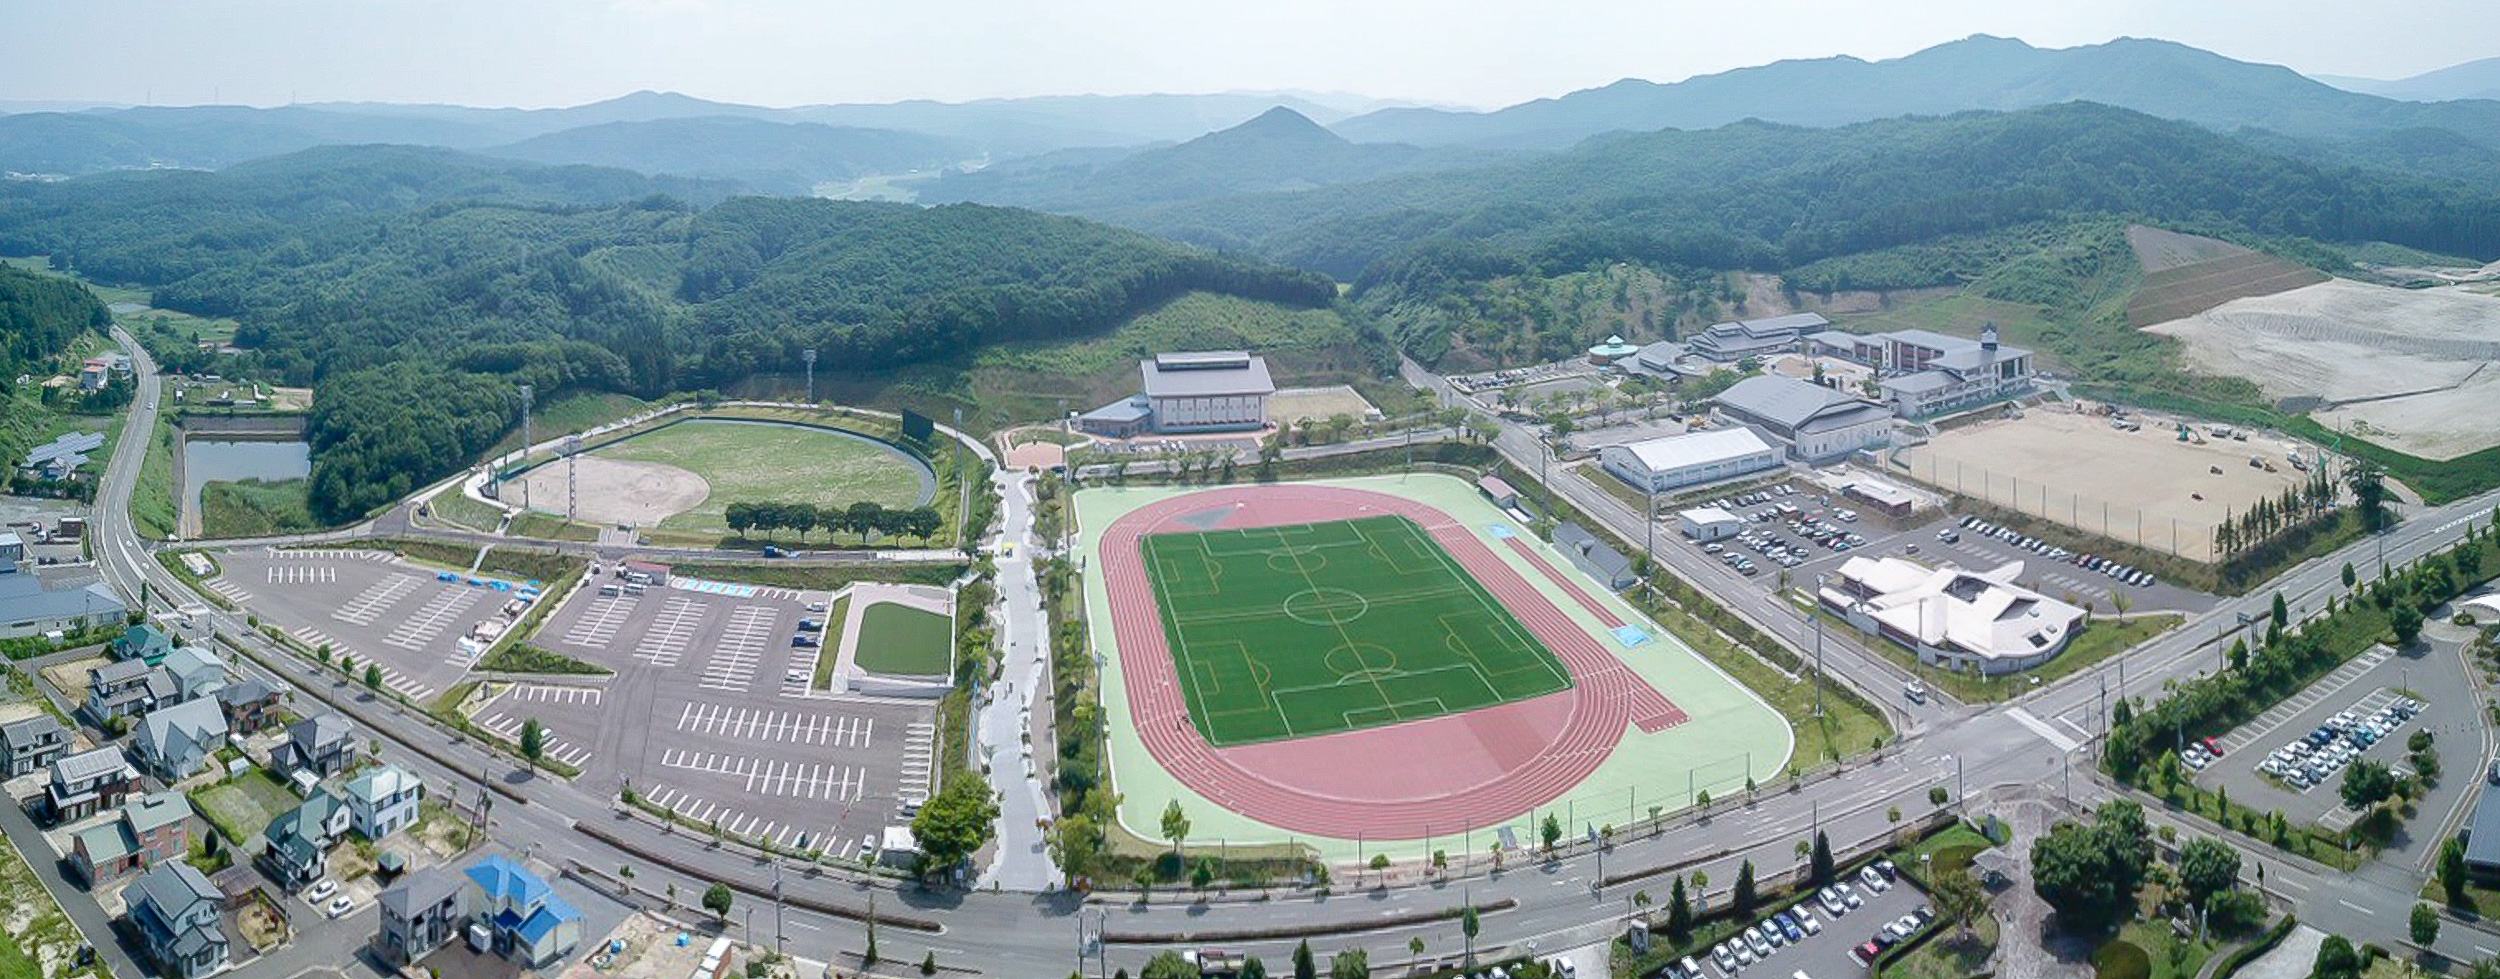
[1267,385,1380,426]
[2146,278,2500,459]
[1896,409,2313,561]
[507,455,709,527]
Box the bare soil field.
[1894,408,2312,561]
[1267,385,1380,427]
[2145,278,2500,459]
[2125,226,2327,327]
[507,455,709,527]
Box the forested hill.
[921,107,1445,212]
[481,117,969,195]
[0,263,112,482]
[0,145,1333,521]
[1128,102,2500,288]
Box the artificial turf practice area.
[854,602,952,677]
[1140,514,1573,747]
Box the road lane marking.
[2338,899,2374,915]
[2007,708,2080,752]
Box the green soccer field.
[1140,515,1573,747]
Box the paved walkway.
[1987,792,2096,979]
[2230,924,2326,979]
[975,469,1061,891]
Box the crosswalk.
[699,606,779,692]
[639,783,863,855]
[673,703,872,746]
[474,711,592,768]
[383,587,482,650]
[265,565,336,585]
[562,596,638,649]
[634,597,706,668]
[2220,646,2396,753]
[657,749,867,801]
[204,577,253,604]
[334,574,422,626]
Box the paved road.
[45,335,2500,976]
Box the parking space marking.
[205,577,254,604]
[562,595,639,649]
[476,711,592,767]
[897,721,936,811]
[673,703,871,746]
[510,684,602,706]
[272,548,389,561]
[334,574,422,626]
[657,749,864,801]
[265,565,337,585]
[634,597,707,668]
[2218,647,2394,752]
[700,605,779,692]
[383,587,483,650]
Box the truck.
[1187,949,1247,976]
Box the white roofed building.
[1711,375,1895,461]
[1807,324,2037,419]
[1077,351,1275,436]
[1598,428,1781,494]
[1820,555,2085,675]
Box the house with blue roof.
[462,854,582,968]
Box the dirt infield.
[1266,385,1380,427]
[1099,484,1683,840]
[507,455,709,527]
[1894,408,2313,561]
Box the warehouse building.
[1711,375,1894,461]
[1678,507,1744,541]
[1820,555,2084,676]
[1599,428,1781,495]
[0,551,127,641]
[1078,351,1275,436]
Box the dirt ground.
[505,456,709,528]
[558,912,732,979]
[2146,278,2500,459]
[39,656,110,707]
[1267,385,1380,427]
[1895,407,2314,561]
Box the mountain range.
[2314,57,2500,103]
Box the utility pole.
[1811,572,1826,718]
[773,859,785,954]
[801,348,817,404]
[516,384,533,509]
[564,434,584,526]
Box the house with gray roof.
[343,765,425,841]
[1686,312,1828,362]
[45,745,140,823]
[276,713,360,778]
[1553,522,1638,591]
[1,715,70,777]
[85,658,177,724]
[71,791,195,886]
[17,431,105,481]
[160,645,228,702]
[0,560,127,641]
[1712,375,1896,461]
[260,788,350,891]
[127,861,229,979]
[377,866,469,965]
[217,678,282,735]
[135,698,229,781]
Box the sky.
[4,0,2495,111]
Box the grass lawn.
[1647,592,1890,771]
[475,644,611,676]
[1911,613,2185,703]
[853,601,951,678]
[130,389,178,540]
[200,477,320,537]
[1140,514,1573,746]
[484,390,653,458]
[426,486,509,534]
[190,768,300,843]
[2108,915,2224,979]
[592,418,931,536]
[811,595,853,690]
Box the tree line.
[724,500,943,544]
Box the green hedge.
[2210,915,2297,979]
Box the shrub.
[2090,940,2151,979]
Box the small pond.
[182,440,311,514]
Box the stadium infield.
[1142,514,1572,746]
[1077,474,1793,858]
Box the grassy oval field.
[591,418,935,536]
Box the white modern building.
[1807,325,2037,419]
[1678,506,1744,541]
[1820,555,2086,676]
[1599,428,1782,494]
[1711,375,1895,461]
[1077,351,1276,436]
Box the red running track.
[1099,484,1686,840]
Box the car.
[1837,882,1863,908]
[1755,922,1783,948]
[797,618,824,632]
[325,895,355,919]
[1736,942,1758,967]
[791,634,821,648]
[1819,887,1847,915]
[1677,957,1703,979]
[304,879,338,902]
[1712,944,1739,974]
[1874,858,1897,880]
[436,571,458,582]
[1859,866,1888,892]
[1937,529,1959,543]
[1704,544,1724,553]
[1778,919,1802,943]
[1886,915,1921,939]
[1742,929,1770,958]
[1852,941,1882,964]
[1795,908,1822,935]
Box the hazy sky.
[5,0,2494,110]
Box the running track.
[1099,484,1685,840]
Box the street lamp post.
[1812,572,1827,719]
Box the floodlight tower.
[801,349,818,404]
[515,384,534,509]
[564,434,584,524]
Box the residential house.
[111,624,175,665]
[462,854,583,968]
[159,645,228,702]
[45,746,140,824]
[343,765,425,841]
[135,698,229,782]
[275,713,359,778]
[216,678,282,736]
[83,658,176,724]
[70,791,195,886]
[1,715,70,777]
[259,789,350,891]
[376,867,468,965]
[127,861,229,979]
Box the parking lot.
[1691,862,1932,979]
[531,568,941,859]
[1671,487,2216,615]
[211,547,537,703]
[2191,626,2478,838]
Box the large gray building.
[1686,312,1829,362]
[1078,351,1275,436]
[1807,324,2037,419]
[0,556,127,641]
[1711,375,1895,461]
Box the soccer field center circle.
[1082,475,1795,853]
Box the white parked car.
[303,879,338,903]
[324,895,355,919]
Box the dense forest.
[0,263,114,493]
[0,147,1333,521]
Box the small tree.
[1540,812,1563,852]
[2342,562,2358,588]
[1192,857,1217,898]
[1327,948,1368,979]
[1810,831,1835,886]
[1292,939,1316,979]
[519,718,547,775]
[317,643,333,665]
[1665,875,1694,945]
[1691,871,1709,913]
[700,882,732,922]
[363,664,384,694]
[2177,837,2241,912]
[1461,904,1480,964]
[1161,799,1192,866]
[1367,853,1390,886]
[920,952,937,977]
[1733,860,1758,916]
[2412,902,2442,947]
[2442,836,2472,907]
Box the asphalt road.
[42,337,2500,976]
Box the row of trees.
[2211,467,2344,559]
[723,500,943,543]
